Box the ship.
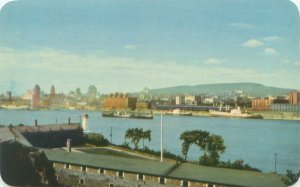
[1,105,30,110]
[209,107,262,119]
[102,111,153,119]
[165,108,192,116]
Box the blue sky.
[0,0,299,95]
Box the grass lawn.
[77,147,147,159]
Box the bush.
[218,159,261,172]
[83,133,110,146]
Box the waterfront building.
[203,97,214,104]
[44,149,284,187]
[32,84,41,108]
[251,97,272,111]
[155,104,218,111]
[184,95,201,105]
[136,101,151,109]
[271,103,300,113]
[175,96,185,105]
[103,93,137,110]
[289,91,300,105]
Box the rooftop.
[42,149,285,187]
[43,149,175,176]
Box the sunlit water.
[0,109,299,174]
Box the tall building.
[32,84,41,108]
[50,85,56,97]
[289,91,300,105]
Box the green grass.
[77,148,147,159]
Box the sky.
[0,0,299,95]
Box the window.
[79,178,84,185]
[99,168,105,174]
[159,177,165,184]
[109,183,114,187]
[81,166,87,172]
[55,174,59,181]
[182,180,189,187]
[137,174,144,181]
[118,171,124,178]
[52,162,56,167]
[65,164,70,169]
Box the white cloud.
[262,35,282,42]
[204,58,226,65]
[294,61,300,66]
[242,39,264,47]
[124,44,136,50]
[264,48,279,55]
[0,47,298,93]
[230,22,253,29]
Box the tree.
[180,131,196,160]
[180,130,225,166]
[141,129,151,150]
[206,134,226,166]
[125,128,143,149]
[125,128,151,150]
[282,170,300,186]
[180,130,210,160]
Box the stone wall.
[51,162,224,187]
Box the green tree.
[282,170,300,186]
[141,129,151,150]
[125,128,143,149]
[180,131,196,160]
[205,134,226,166]
[180,130,210,160]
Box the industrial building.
[103,93,137,110]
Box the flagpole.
[160,113,163,163]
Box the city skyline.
[0,0,299,95]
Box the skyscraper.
[50,85,56,97]
[32,84,41,108]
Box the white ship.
[165,109,192,116]
[209,107,262,119]
[1,105,30,110]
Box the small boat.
[209,107,262,119]
[165,109,192,116]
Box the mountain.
[147,83,295,97]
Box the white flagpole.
[160,113,163,163]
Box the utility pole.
[274,153,278,173]
[110,126,113,144]
[160,113,163,163]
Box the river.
[0,109,299,174]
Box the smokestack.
[66,139,72,152]
[68,117,71,124]
[35,119,38,127]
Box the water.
[0,109,299,174]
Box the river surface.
[0,109,299,174]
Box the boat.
[165,108,192,116]
[102,111,153,119]
[209,107,262,119]
[1,105,30,110]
